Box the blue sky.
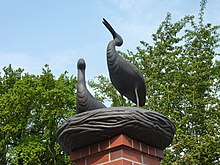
[0,0,219,79]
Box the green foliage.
[89,0,220,164]
[0,1,219,164]
[0,64,76,165]
[89,75,133,107]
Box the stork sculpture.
[76,58,106,113]
[102,18,146,106]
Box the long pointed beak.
[102,18,117,39]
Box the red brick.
[75,159,85,165]
[71,134,165,165]
[121,159,133,165]
[103,159,133,165]
[156,148,164,159]
[110,135,132,149]
[110,149,123,160]
[143,155,160,165]
[122,135,132,148]
[141,143,148,154]
[70,150,81,161]
[87,153,109,165]
[133,140,140,151]
[100,140,110,151]
[123,148,141,163]
[148,145,156,156]
[81,147,89,158]
[139,142,143,152]
[110,135,123,148]
[90,143,99,155]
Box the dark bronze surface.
[57,107,175,154]
[103,18,146,106]
[57,20,175,155]
[76,58,106,113]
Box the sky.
[0,0,220,80]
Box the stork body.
[103,18,146,106]
[76,58,106,113]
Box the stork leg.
[121,94,125,106]
[135,88,139,107]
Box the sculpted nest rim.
[57,107,175,154]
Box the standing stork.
[102,18,146,106]
[76,58,106,113]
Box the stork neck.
[107,40,118,65]
[77,69,86,84]
[108,40,116,47]
[107,40,117,55]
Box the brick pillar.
[70,134,164,165]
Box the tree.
[0,64,76,164]
[89,0,220,164]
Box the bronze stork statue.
[76,58,106,113]
[102,18,146,106]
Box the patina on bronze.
[57,19,175,156]
[103,18,146,107]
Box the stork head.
[77,58,86,70]
[103,18,123,46]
